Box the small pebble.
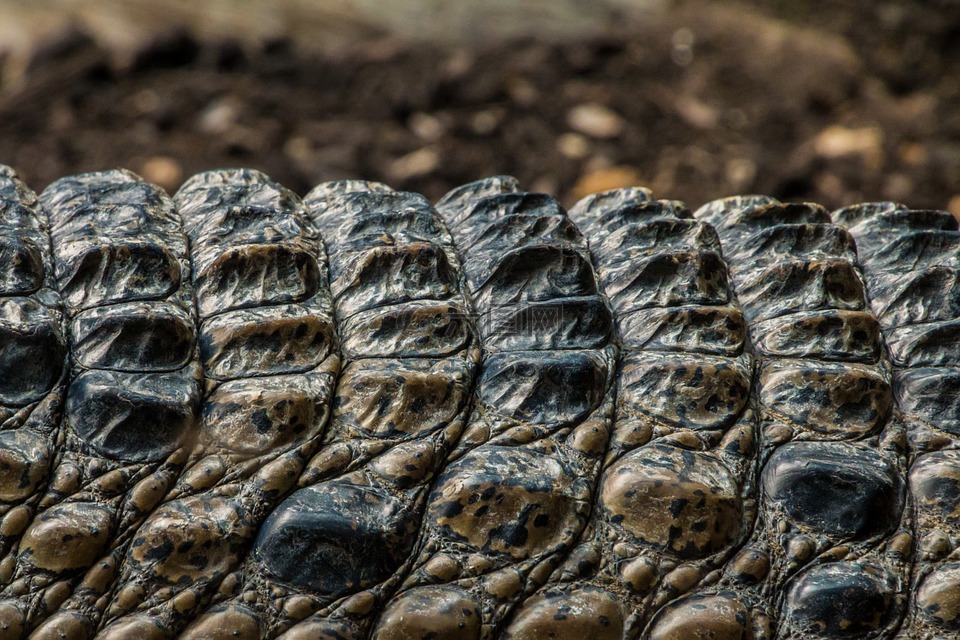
[140,156,182,192]
[567,102,625,139]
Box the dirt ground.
[1,0,959,213]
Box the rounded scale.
[67,367,201,463]
[916,563,960,630]
[194,242,321,319]
[199,301,334,380]
[30,610,98,640]
[478,349,609,426]
[19,502,115,574]
[427,446,585,560]
[501,588,624,640]
[255,481,418,596]
[757,360,891,438]
[329,241,457,316]
[340,299,472,359]
[179,605,263,640]
[0,297,66,407]
[619,352,750,431]
[782,562,902,638]
[751,309,881,363]
[478,295,612,352]
[0,429,50,502]
[646,592,757,640]
[332,356,469,439]
[202,371,332,454]
[599,442,742,559]
[125,495,250,587]
[618,304,746,357]
[373,586,481,640]
[909,450,960,527]
[70,301,195,372]
[279,618,363,640]
[763,442,904,540]
[54,240,180,311]
[0,600,26,640]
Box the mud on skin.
[0,165,957,639]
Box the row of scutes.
[836,201,960,636]
[690,196,908,639]
[0,164,957,639]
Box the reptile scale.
[0,165,957,639]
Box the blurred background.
[1,0,958,213]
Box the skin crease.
[0,167,957,639]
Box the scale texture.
[0,166,957,640]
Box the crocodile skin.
[8,170,203,639]
[367,178,617,640]
[0,166,69,640]
[502,189,757,640]
[0,164,957,640]
[834,202,960,639]
[694,196,908,640]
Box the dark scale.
[0,169,203,640]
[833,202,960,639]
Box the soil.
[1,0,959,213]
